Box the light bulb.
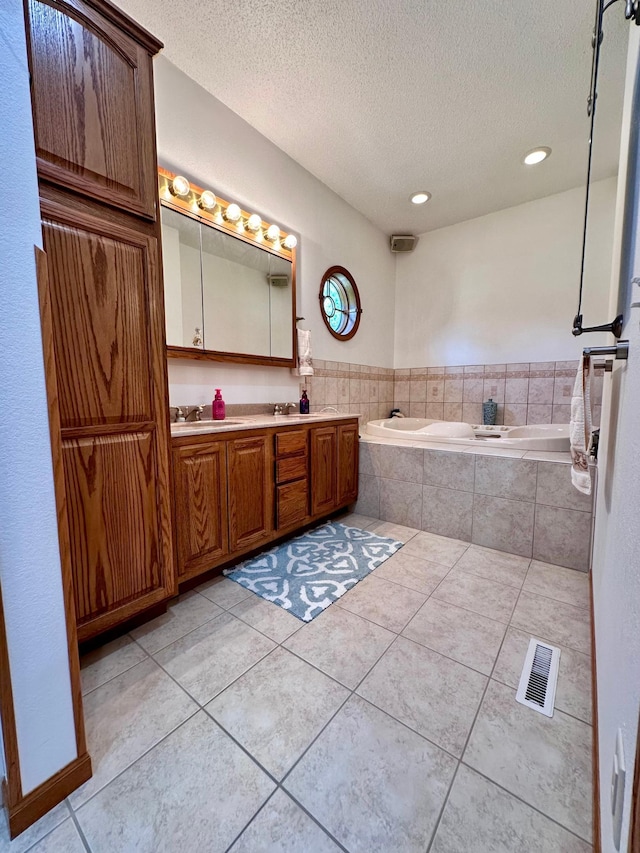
[410,191,431,205]
[266,224,280,241]
[198,190,217,210]
[523,147,551,165]
[246,213,262,232]
[224,203,242,222]
[283,234,297,250]
[170,175,191,198]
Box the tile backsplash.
[393,361,604,427]
[173,358,603,427]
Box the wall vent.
[515,638,561,717]
[390,234,417,253]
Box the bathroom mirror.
[159,170,296,367]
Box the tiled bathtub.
[355,436,594,571]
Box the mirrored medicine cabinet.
[159,169,297,367]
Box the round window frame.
[318,266,362,341]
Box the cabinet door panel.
[228,436,273,552]
[337,423,359,506]
[26,0,157,217]
[41,214,154,428]
[63,431,165,625]
[310,426,337,517]
[174,443,228,579]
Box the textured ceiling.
[118,0,629,234]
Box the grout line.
[80,644,151,698]
[459,763,595,846]
[68,808,92,852]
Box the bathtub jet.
[366,419,570,452]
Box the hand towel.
[570,354,592,495]
[293,328,314,377]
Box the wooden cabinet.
[274,428,308,531]
[228,436,273,552]
[172,419,358,583]
[337,422,359,505]
[26,0,173,639]
[173,442,228,580]
[26,0,159,219]
[310,426,338,516]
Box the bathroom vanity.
[171,415,359,582]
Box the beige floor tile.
[335,574,426,632]
[367,520,420,543]
[70,657,197,808]
[493,627,592,723]
[402,531,469,566]
[373,550,449,594]
[80,635,147,695]
[431,765,592,853]
[284,695,456,853]
[511,591,591,655]
[27,820,85,853]
[195,576,253,609]
[229,789,341,852]
[0,802,69,853]
[402,598,506,675]
[523,561,590,609]
[154,612,276,705]
[230,595,303,643]
[206,648,348,779]
[283,605,394,689]
[77,712,274,853]
[357,637,486,756]
[455,545,530,588]
[433,570,519,623]
[464,680,592,842]
[130,591,223,654]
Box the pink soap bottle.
[212,388,226,420]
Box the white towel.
[293,328,314,377]
[570,354,592,495]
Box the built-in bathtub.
[366,418,570,452]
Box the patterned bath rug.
[223,522,403,622]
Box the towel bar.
[583,340,629,360]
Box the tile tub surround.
[357,440,594,570]
[393,360,604,427]
[44,516,594,853]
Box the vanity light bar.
[157,167,297,257]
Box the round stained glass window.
[319,266,362,340]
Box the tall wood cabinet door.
[25,0,159,219]
[228,436,273,552]
[41,199,174,638]
[173,442,228,580]
[310,426,337,517]
[337,422,359,506]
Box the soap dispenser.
[299,389,309,414]
[212,388,226,420]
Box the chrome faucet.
[185,405,204,422]
[175,407,186,423]
[273,404,283,416]
[283,403,297,415]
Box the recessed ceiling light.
[410,191,431,205]
[523,147,551,165]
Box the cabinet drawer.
[276,479,308,529]
[276,454,308,484]
[275,429,307,457]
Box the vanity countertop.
[170,412,360,438]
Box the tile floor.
[9,513,594,853]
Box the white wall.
[154,57,396,406]
[0,0,77,793]
[394,178,617,367]
[592,27,640,853]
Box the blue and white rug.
[224,522,403,622]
